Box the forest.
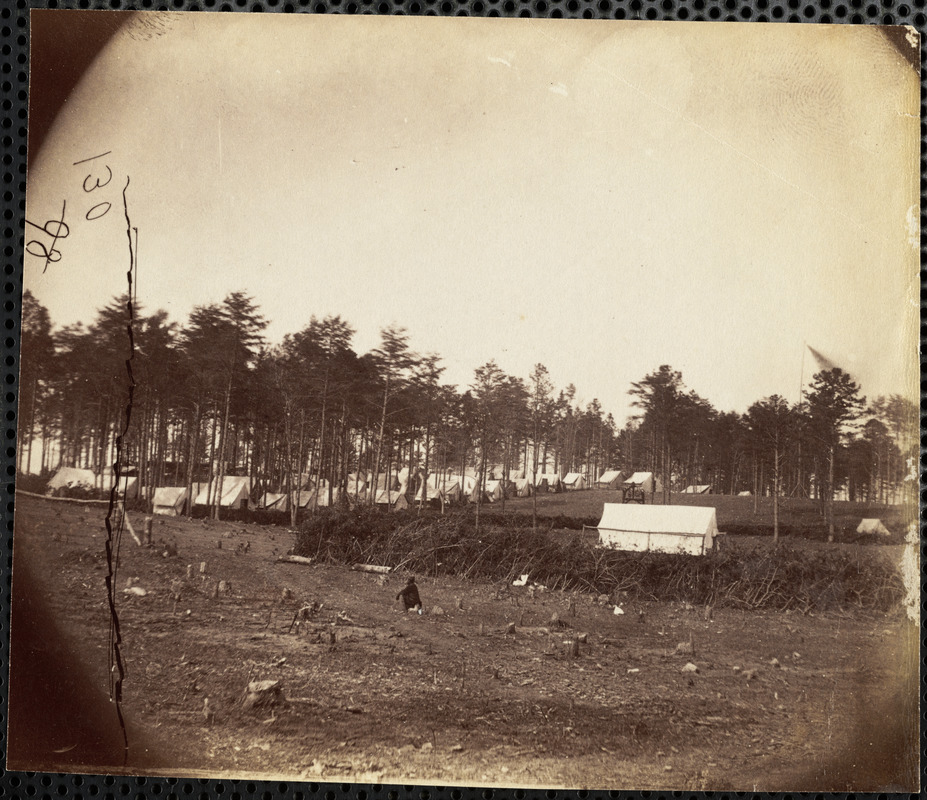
[16,290,919,524]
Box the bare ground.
[6,494,919,791]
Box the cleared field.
[7,493,918,791]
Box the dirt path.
[7,495,918,790]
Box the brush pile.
[295,508,904,613]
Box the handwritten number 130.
[74,150,113,221]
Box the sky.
[23,13,920,424]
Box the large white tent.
[595,470,623,489]
[514,477,534,497]
[593,503,721,556]
[153,487,188,516]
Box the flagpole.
[798,341,806,407]
[792,341,807,498]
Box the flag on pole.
[807,345,838,372]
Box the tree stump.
[241,680,285,711]
[144,517,153,546]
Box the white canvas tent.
[856,518,891,537]
[366,473,400,493]
[194,476,252,509]
[99,467,139,498]
[375,490,409,510]
[117,476,139,499]
[623,472,659,494]
[595,470,623,489]
[536,472,563,492]
[345,475,366,496]
[152,487,188,516]
[260,492,287,510]
[454,474,477,498]
[593,503,721,555]
[737,490,752,496]
[312,487,342,507]
[288,489,315,509]
[563,473,586,491]
[483,480,505,503]
[415,479,461,504]
[47,467,99,493]
[684,485,711,494]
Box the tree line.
[17,290,918,534]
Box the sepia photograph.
[10,11,921,790]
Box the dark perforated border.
[1,5,924,800]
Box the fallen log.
[276,555,314,566]
[16,490,109,505]
[351,563,391,574]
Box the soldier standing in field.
[396,576,422,612]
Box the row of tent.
[153,476,253,515]
[45,467,721,516]
[148,468,618,516]
[44,467,675,507]
[43,467,651,514]
[60,468,883,505]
